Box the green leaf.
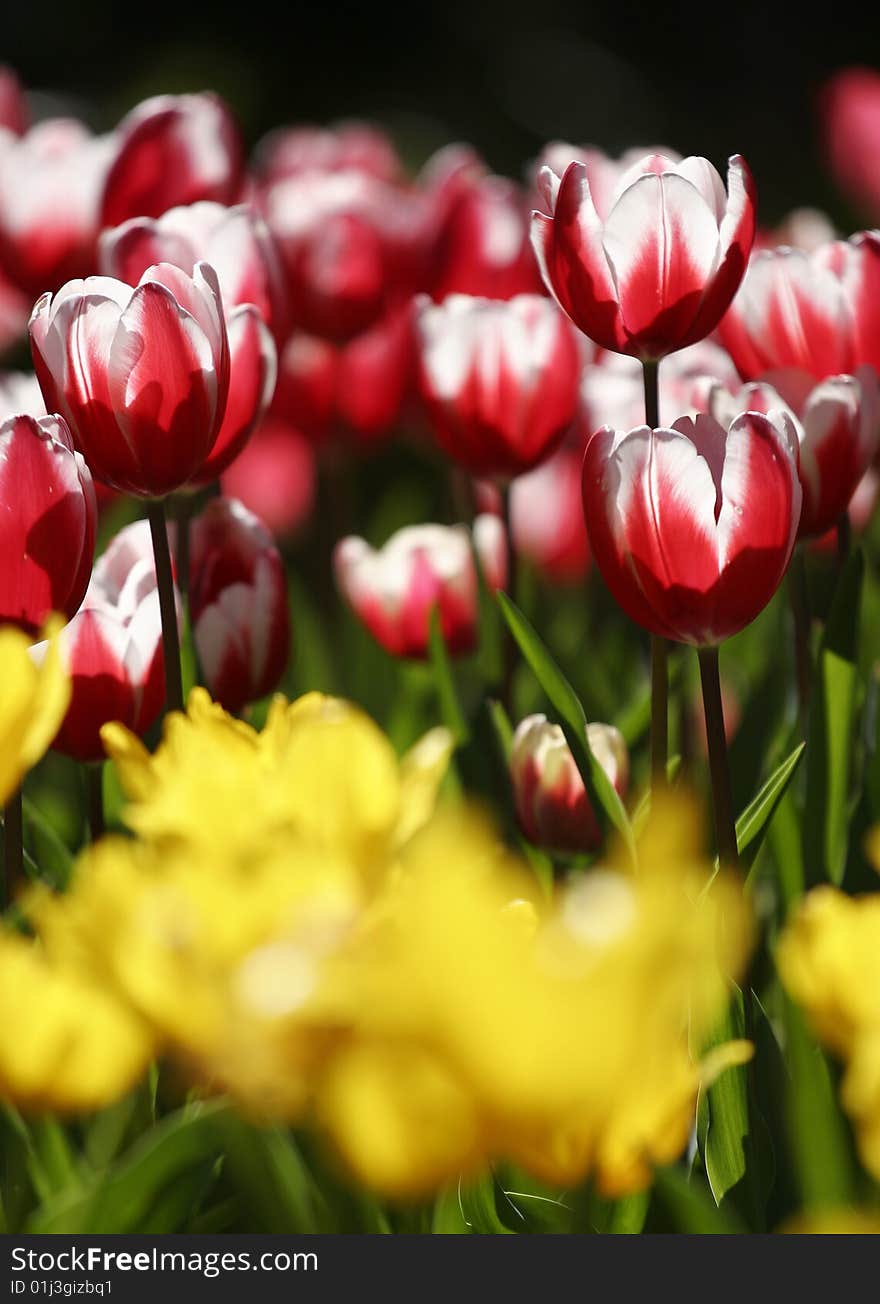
[653,1166,745,1234]
[781,995,855,1211]
[737,742,805,871]
[431,1185,472,1234]
[456,1172,516,1234]
[215,1118,328,1233]
[21,796,74,890]
[486,697,513,763]
[607,1189,651,1234]
[428,606,469,746]
[27,1102,227,1234]
[804,549,863,886]
[702,986,771,1228]
[498,592,635,862]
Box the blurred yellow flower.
[101,688,453,881]
[778,883,880,1180]
[0,621,69,807]
[0,929,153,1112]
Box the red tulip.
[0,413,96,633]
[29,262,230,497]
[707,367,879,538]
[530,142,682,218]
[334,515,506,659]
[99,200,288,342]
[273,304,413,449]
[531,152,756,361]
[426,151,543,301]
[188,497,290,712]
[416,293,581,478]
[262,168,428,341]
[42,520,166,762]
[821,68,880,220]
[754,208,836,254]
[719,233,880,382]
[582,410,801,646]
[254,122,403,186]
[0,67,27,136]
[509,444,592,584]
[0,120,113,295]
[510,713,628,853]
[220,414,316,540]
[101,93,244,228]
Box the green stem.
[147,499,184,715]
[643,358,669,782]
[86,764,104,843]
[500,482,518,717]
[3,787,23,907]
[789,546,811,713]
[698,645,738,866]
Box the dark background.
[7,1,880,224]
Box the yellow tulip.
[0,621,69,807]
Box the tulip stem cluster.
[147,501,184,715]
[698,646,738,866]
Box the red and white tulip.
[254,121,403,186]
[531,152,756,360]
[334,515,506,659]
[0,412,96,633]
[582,410,802,646]
[416,293,581,478]
[188,497,290,712]
[0,119,113,295]
[101,93,244,228]
[29,262,230,497]
[220,414,316,540]
[42,520,167,762]
[708,367,880,538]
[821,68,880,221]
[510,713,628,853]
[719,233,880,381]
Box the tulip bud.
[531,152,756,361]
[416,293,581,478]
[101,93,244,228]
[821,68,880,221]
[719,232,880,381]
[334,515,506,659]
[510,714,628,853]
[582,410,802,646]
[0,66,27,136]
[708,367,880,538]
[0,120,114,295]
[0,413,96,633]
[29,262,230,497]
[43,520,167,762]
[188,498,290,712]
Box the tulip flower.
[416,294,581,478]
[755,208,837,254]
[821,68,880,221]
[0,119,114,295]
[708,367,880,538]
[582,411,801,647]
[530,152,756,362]
[101,93,244,228]
[99,201,289,343]
[273,305,413,450]
[0,413,96,634]
[262,167,429,341]
[220,414,316,540]
[510,714,628,853]
[37,520,167,764]
[426,153,543,301]
[254,121,403,186]
[719,233,880,381]
[187,497,290,713]
[29,261,230,497]
[334,516,506,659]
